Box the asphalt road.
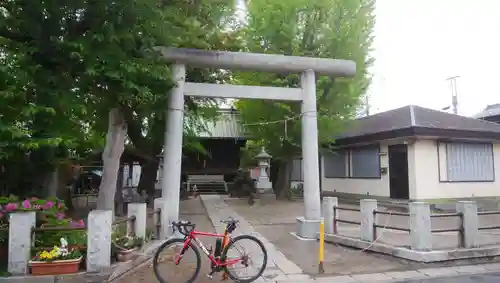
[400,272,500,282]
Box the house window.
[324,150,348,178]
[350,146,380,178]
[444,142,494,182]
[291,158,303,181]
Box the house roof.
[182,108,245,139]
[335,105,500,145]
[474,103,500,119]
[197,110,244,139]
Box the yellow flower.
[39,251,52,260]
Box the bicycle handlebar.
[171,221,195,236]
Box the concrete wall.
[321,138,500,200]
[412,139,500,199]
[321,141,393,197]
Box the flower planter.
[69,244,86,251]
[29,257,82,276]
[116,248,139,262]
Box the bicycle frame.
[176,229,241,267]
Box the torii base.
[296,216,323,240]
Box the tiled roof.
[337,105,500,140]
[474,103,500,119]
[196,110,245,139]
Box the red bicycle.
[153,218,268,283]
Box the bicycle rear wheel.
[222,235,268,283]
[153,238,201,283]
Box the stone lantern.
[255,147,273,195]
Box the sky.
[369,0,500,117]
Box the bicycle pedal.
[206,274,213,279]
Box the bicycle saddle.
[172,220,192,226]
[220,218,240,225]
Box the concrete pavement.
[112,196,500,283]
[267,263,500,282]
[402,272,500,283]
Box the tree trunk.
[274,160,292,200]
[114,166,125,216]
[137,160,159,207]
[46,168,59,197]
[97,108,127,214]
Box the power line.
[240,110,318,127]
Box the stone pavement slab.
[225,198,431,276]
[113,198,226,283]
[401,272,500,283]
[273,265,500,283]
[200,195,304,282]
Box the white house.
[321,105,500,200]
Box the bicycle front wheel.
[153,238,201,283]
[223,235,268,283]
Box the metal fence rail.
[478,210,500,231]
[332,206,361,234]
[430,212,462,233]
[147,208,162,238]
[322,195,500,253]
[372,210,410,240]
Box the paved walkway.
[276,264,500,282]
[225,198,500,250]
[403,272,500,283]
[203,196,500,282]
[225,198,430,275]
[114,198,224,283]
[201,195,309,282]
[114,196,500,283]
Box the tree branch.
[121,105,147,150]
[0,27,35,43]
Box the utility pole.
[446,76,460,114]
[365,94,370,116]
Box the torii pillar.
[157,48,356,239]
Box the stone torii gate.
[157,47,355,239]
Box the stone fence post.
[322,197,337,234]
[127,203,147,239]
[8,212,36,275]
[87,210,112,273]
[409,202,432,251]
[456,201,478,248]
[360,199,377,242]
[154,198,167,240]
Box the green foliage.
[0,196,86,248]
[0,0,241,196]
[235,0,376,159]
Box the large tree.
[0,0,242,209]
[121,1,242,203]
[235,0,375,198]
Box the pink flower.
[57,203,64,209]
[22,200,31,209]
[0,213,4,219]
[4,203,17,212]
[34,204,41,210]
[70,219,85,228]
[43,201,54,210]
[56,213,65,220]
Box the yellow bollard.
[318,220,325,274]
